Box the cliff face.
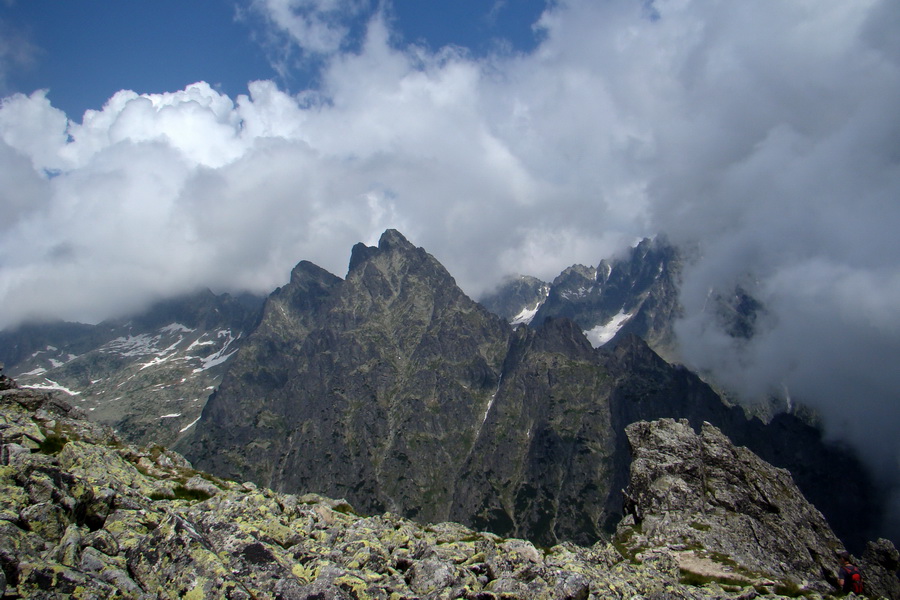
[181,230,513,526]
[449,318,618,546]
[2,385,896,599]
[179,230,878,551]
[601,335,880,552]
[615,418,900,599]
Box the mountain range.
[0,230,885,555]
[0,291,263,448]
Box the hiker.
[837,551,864,596]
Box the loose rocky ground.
[1,382,896,599]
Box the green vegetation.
[333,503,361,517]
[38,434,68,455]
[679,569,747,588]
[173,485,213,502]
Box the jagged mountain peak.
[493,237,684,353]
[553,263,597,284]
[348,229,420,273]
[289,259,342,285]
[343,230,467,316]
[378,227,416,251]
[180,233,878,552]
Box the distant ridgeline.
[0,290,264,448]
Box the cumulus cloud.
[2,0,900,522]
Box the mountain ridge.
[0,289,264,447]
[0,229,886,553]
[178,230,880,552]
[479,236,682,356]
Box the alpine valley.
[1,230,896,597]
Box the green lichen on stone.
[3,387,895,599]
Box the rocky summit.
[479,237,682,355]
[178,230,878,552]
[2,383,898,599]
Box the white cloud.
[0,90,70,172]
[1,0,900,507]
[250,0,371,60]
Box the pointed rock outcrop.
[180,230,512,525]
[616,418,900,598]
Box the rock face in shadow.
[179,230,880,551]
[449,317,618,546]
[615,418,900,599]
[3,386,895,599]
[180,230,513,529]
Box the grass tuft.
[38,434,68,455]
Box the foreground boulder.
[616,418,900,598]
[1,387,896,598]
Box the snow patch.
[511,304,541,326]
[139,356,169,371]
[160,413,182,419]
[104,333,159,356]
[187,337,216,351]
[195,349,238,372]
[24,379,81,396]
[179,416,201,433]
[20,367,47,376]
[160,323,194,334]
[509,286,550,326]
[561,285,594,300]
[193,330,239,372]
[585,310,634,347]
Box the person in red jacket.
[837,551,864,595]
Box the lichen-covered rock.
[3,387,896,599]
[860,538,900,599]
[617,418,900,598]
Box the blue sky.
[2,0,546,120]
[3,1,275,118]
[2,0,900,511]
